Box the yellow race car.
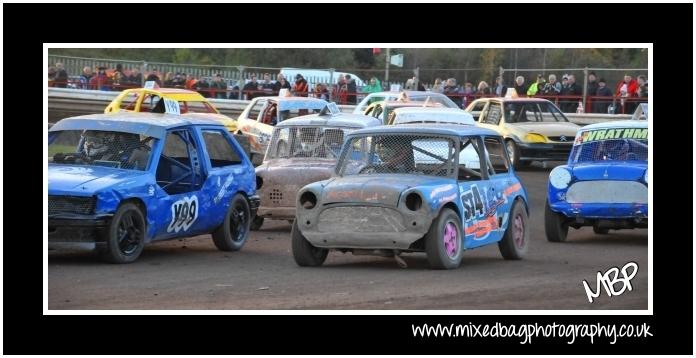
[104,87,237,132]
[465,97,580,169]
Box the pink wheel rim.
[443,221,459,259]
[513,214,525,249]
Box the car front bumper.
[258,206,296,220]
[248,195,261,217]
[549,202,648,228]
[518,142,573,161]
[296,204,432,250]
[48,216,111,251]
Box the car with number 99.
[48,112,259,263]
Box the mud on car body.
[48,112,259,263]
[545,120,648,242]
[252,104,380,229]
[291,124,530,269]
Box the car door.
[238,98,267,153]
[481,136,516,243]
[456,136,500,249]
[152,128,211,240]
[476,101,503,135]
[195,127,252,228]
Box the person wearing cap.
[90,66,112,91]
[586,71,598,97]
[594,78,613,113]
[293,73,309,97]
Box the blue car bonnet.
[48,164,149,195]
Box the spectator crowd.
[48,62,648,114]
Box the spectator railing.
[49,79,645,115]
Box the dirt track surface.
[48,163,648,310]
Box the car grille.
[547,136,573,143]
[318,206,405,233]
[566,181,647,204]
[48,196,96,215]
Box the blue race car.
[291,124,530,269]
[48,112,259,263]
[545,120,648,241]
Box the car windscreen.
[409,94,459,109]
[49,130,156,171]
[504,102,569,123]
[181,101,217,114]
[337,134,456,177]
[570,127,648,163]
[266,126,351,160]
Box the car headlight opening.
[525,133,547,143]
[549,167,571,189]
[299,191,318,209]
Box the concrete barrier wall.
[48,88,632,125]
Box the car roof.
[392,107,475,125]
[49,112,223,139]
[580,120,648,131]
[125,88,208,101]
[367,91,448,97]
[381,100,443,107]
[474,97,552,103]
[348,123,499,137]
[276,113,381,128]
[255,96,328,110]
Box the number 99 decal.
[167,195,199,233]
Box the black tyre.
[425,208,464,270]
[212,194,251,251]
[506,140,525,170]
[100,202,146,264]
[545,201,569,242]
[499,200,529,260]
[291,220,328,266]
[250,216,264,231]
[593,224,609,235]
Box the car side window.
[248,99,265,120]
[119,91,140,111]
[157,129,203,195]
[469,101,487,122]
[483,136,509,175]
[458,137,484,181]
[202,130,242,167]
[483,103,502,125]
[372,105,383,120]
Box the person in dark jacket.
[586,71,598,97]
[345,74,357,104]
[145,69,162,87]
[593,78,613,113]
[513,76,528,97]
[54,63,69,88]
[273,73,292,94]
[196,77,210,98]
[561,74,583,112]
[243,75,259,100]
